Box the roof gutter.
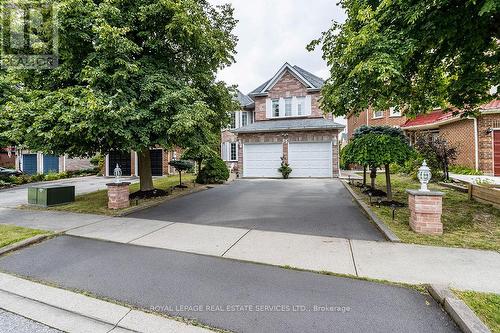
[402,116,461,131]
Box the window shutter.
[292,96,298,116]
[266,98,272,118]
[305,95,312,115]
[279,97,285,117]
[221,143,227,161]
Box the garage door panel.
[243,144,282,178]
[289,142,332,178]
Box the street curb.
[0,234,51,256]
[427,285,491,333]
[115,185,211,217]
[340,180,400,242]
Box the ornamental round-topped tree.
[417,160,432,192]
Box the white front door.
[243,143,283,178]
[288,142,332,178]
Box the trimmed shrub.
[196,156,229,184]
[449,165,483,175]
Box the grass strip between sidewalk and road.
[455,290,500,333]
[23,174,198,216]
[349,173,500,251]
[0,225,49,249]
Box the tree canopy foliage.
[0,0,239,191]
[309,0,499,117]
[343,126,413,200]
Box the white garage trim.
[243,143,283,178]
[288,142,332,178]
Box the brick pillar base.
[407,189,444,235]
[107,182,130,209]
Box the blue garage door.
[22,154,38,175]
[43,155,59,174]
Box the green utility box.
[28,185,75,207]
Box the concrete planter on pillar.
[406,189,444,235]
[106,182,130,209]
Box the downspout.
[473,117,479,171]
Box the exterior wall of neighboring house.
[0,151,15,168]
[477,113,500,175]
[15,150,92,174]
[253,72,322,121]
[439,119,476,169]
[237,129,340,177]
[347,108,407,139]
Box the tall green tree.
[0,0,238,192]
[342,126,413,201]
[309,0,499,117]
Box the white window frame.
[229,142,238,161]
[230,112,237,129]
[241,111,249,127]
[285,97,292,116]
[297,96,306,116]
[373,110,384,119]
[389,107,401,117]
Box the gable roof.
[248,63,324,97]
[401,100,500,130]
[235,89,254,108]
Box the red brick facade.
[107,183,130,209]
[477,114,500,175]
[347,108,407,139]
[253,72,323,121]
[408,192,443,235]
[440,119,476,169]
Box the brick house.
[14,149,93,175]
[103,148,182,177]
[223,63,344,178]
[346,100,500,176]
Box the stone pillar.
[406,189,444,235]
[106,182,130,209]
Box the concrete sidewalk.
[0,272,212,333]
[2,208,499,293]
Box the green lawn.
[0,225,49,248]
[350,174,500,250]
[46,174,197,216]
[455,290,500,333]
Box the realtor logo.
[1,0,58,69]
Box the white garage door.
[243,143,282,178]
[289,142,332,178]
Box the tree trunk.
[363,165,367,186]
[370,166,377,189]
[137,149,154,192]
[178,171,182,186]
[385,164,392,201]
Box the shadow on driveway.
[129,179,385,241]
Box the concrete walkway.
[1,208,498,293]
[0,272,212,333]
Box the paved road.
[0,309,62,333]
[130,179,385,241]
[0,176,138,208]
[0,236,458,333]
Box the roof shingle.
[233,118,344,133]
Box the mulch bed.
[129,188,170,200]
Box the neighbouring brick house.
[224,63,344,178]
[0,147,15,168]
[346,100,500,176]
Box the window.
[389,107,401,117]
[241,111,248,127]
[230,112,236,129]
[285,98,292,116]
[373,110,383,119]
[297,97,306,115]
[230,142,237,161]
[272,99,280,117]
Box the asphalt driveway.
[130,179,385,241]
[0,236,458,333]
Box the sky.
[209,0,346,94]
